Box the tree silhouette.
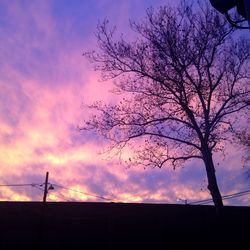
[83,1,250,214]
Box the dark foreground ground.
[0,202,249,249]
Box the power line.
[48,192,76,202]
[223,189,250,199]
[0,184,40,187]
[0,182,116,202]
[32,184,76,202]
[46,188,73,202]
[32,185,46,193]
[1,181,250,205]
[188,189,250,205]
[188,197,213,205]
[52,183,113,202]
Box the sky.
[0,0,249,205]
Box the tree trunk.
[202,145,224,216]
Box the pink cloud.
[0,0,249,206]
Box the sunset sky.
[0,0,249,205]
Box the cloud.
[0,0,249,206]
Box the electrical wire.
[0,183,40,187]
[32,184,70,202]
[223,189,250,199]
[0,182,117,202]
[33,183,100,202]
[1,182,250,205]
[31,184,71,202]
[52,183,113,202]
[188,189,250,205]
[47,185,76,202]
[188,197,213,205]
[47,192,74,202]
[32,185,45,192]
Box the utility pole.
[36,172,50,250]
[43,172,49,203]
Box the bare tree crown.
[83,2,250,169]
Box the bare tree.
[83,1,250,214]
